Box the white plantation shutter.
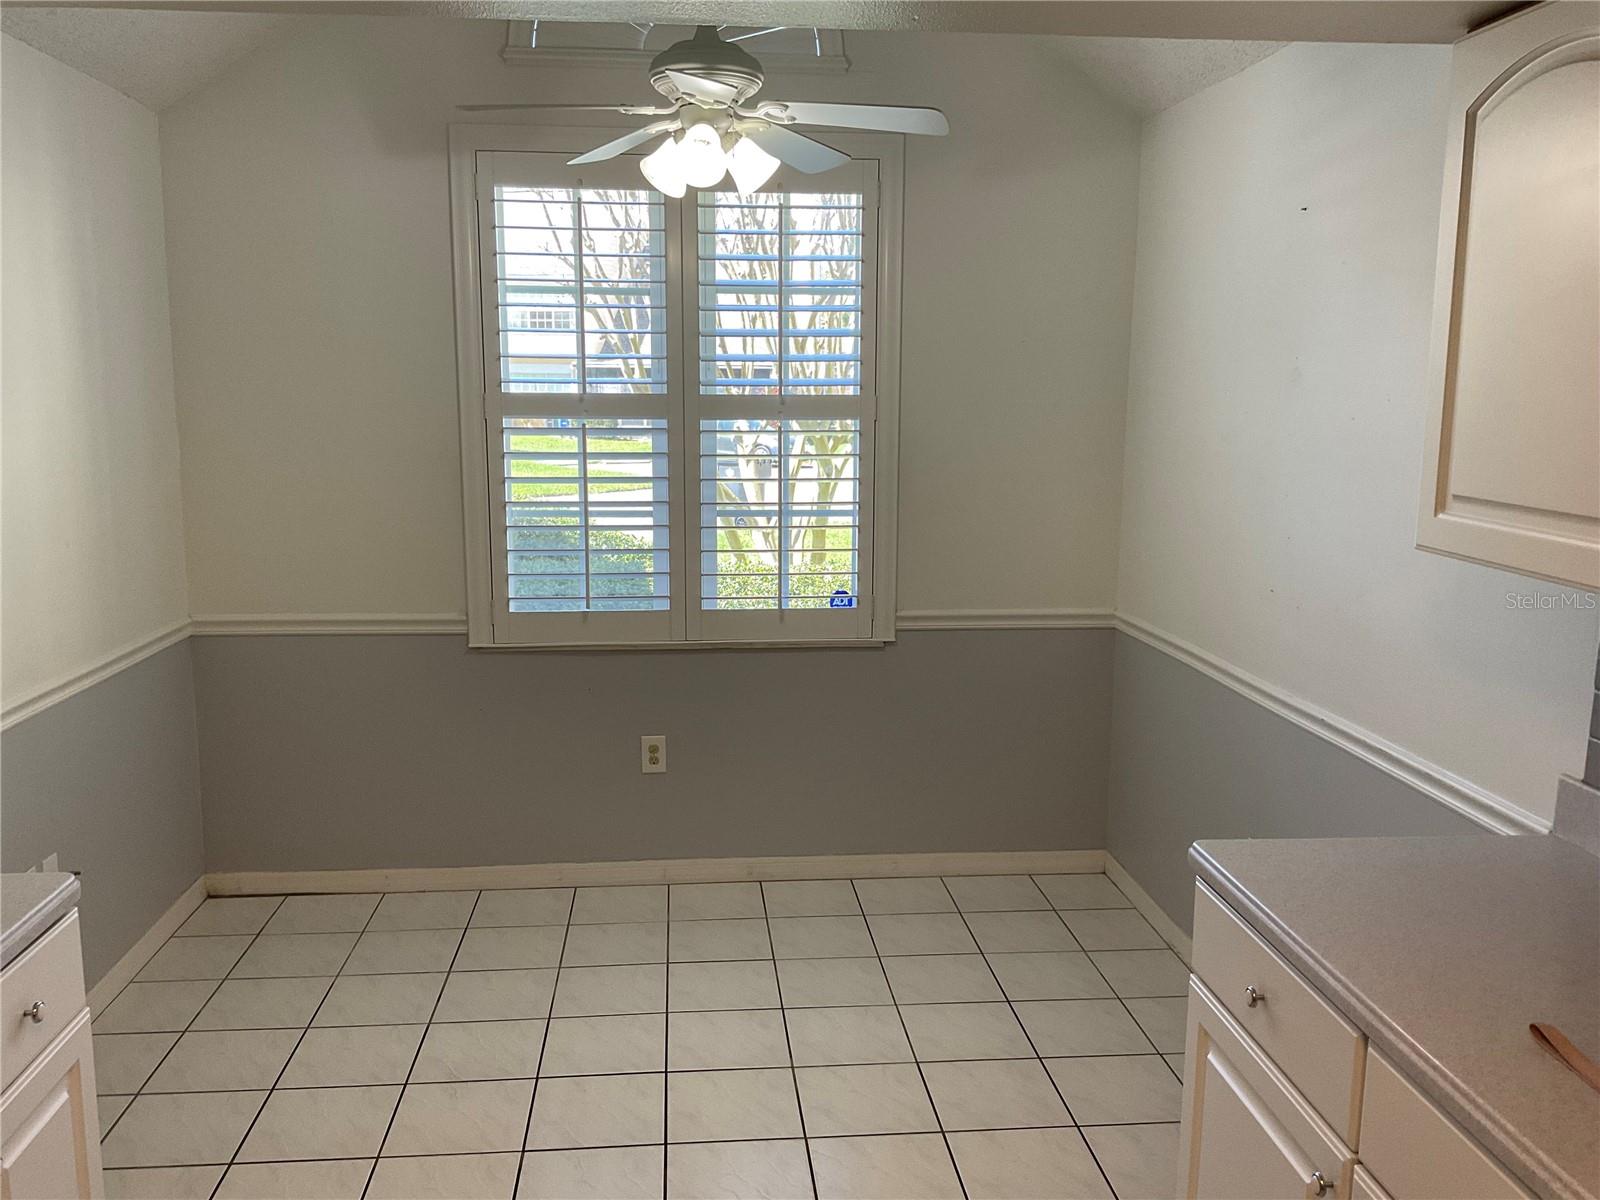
[500,417,671,613]
[687,164,878,641]
[697,415,863,610]
[453,130,896,647]
[477,151,682,644]
[695,188,867,395]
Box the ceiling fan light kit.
[462,25,949,194]
[639,109,782,197]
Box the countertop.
[0,872,80,970]
[1191,834,1600,1200]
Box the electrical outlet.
[42,853,59,873]
[641,734,667,774]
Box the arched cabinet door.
[1417,2,1600,589]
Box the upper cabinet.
[1417,1,1600,589]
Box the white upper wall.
[159,17,1141,620]
[1,34,190,712]
[1117,41,1599,826]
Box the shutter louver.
[503,417,671,613]
[699,418,861,610]
[696,191,865,396]
[493,186,668,395]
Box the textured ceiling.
[0,2,1491,115]
[1,1,1522,42]
[0,5,292,108]
[1054,36,1285,115]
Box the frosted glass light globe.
[727,135,780,194]
[677,124,728,189]
[640,135,688,198]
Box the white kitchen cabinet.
[1416,1,1600,588]
[1,1013,101,1200]
[1180,881,1538,1200]
[1191,882,1364,1144]
[1357,1049,1532,1200]
[1179,977,1352,1199]
[0,909,102,1200]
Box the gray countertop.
[1,873,80,970]
[1191,834,1599,1200]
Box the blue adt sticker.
[828,590,856,609]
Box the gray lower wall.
[3,625,1517,977]
[1106,632,1485,937]
[1,640,206,985]
[193,629,1113,872]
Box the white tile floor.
[93,874,1186,1200]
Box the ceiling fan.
[460,25,948,196]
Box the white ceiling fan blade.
[740,123,850,174]
[457,103,669,114]
[756,101,949,136]
[568,121,679,165]
[665,69,739,105]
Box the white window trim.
[447,122,901,650]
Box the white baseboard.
[87,877,208,1015]
[1104,852,1193,964]
[206,849,1108,896]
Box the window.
[506,307,576,331]
[450,127,900,647]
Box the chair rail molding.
[1114,612,1548,837]
[0,617,192,731]
[894,609,1116,630]
[191,610,1117,634]
[188,613,471,635]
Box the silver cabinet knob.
[1310,1169,1330,1196]
[1244,985,1264,1007]
[23,1000,46,1024]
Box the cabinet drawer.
[1180,976,1355,1199]
[1358,1049,1531,1200]
[1,1007,103,1199]
[1192,882,1365,1142]
[0,913,86,1093]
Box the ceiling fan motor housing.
[650,26,765,104]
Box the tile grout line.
[96,896,289,1149]
[1029,873,1184,1185]
[359,891,486,1199]
[759,881,820,1200]
[661,886,671,1199]
[98,1053,1182,1094]
[96,984,1188,1028]
[94,1117,1190,1170]
[91,955,1188,978]
[1029,872,1186,1187]
[942,875,1124,1200]
[102,879,1180,1196]
[209,894,385,1200]
[850,878,970,1200]
[509,886,577,1200]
